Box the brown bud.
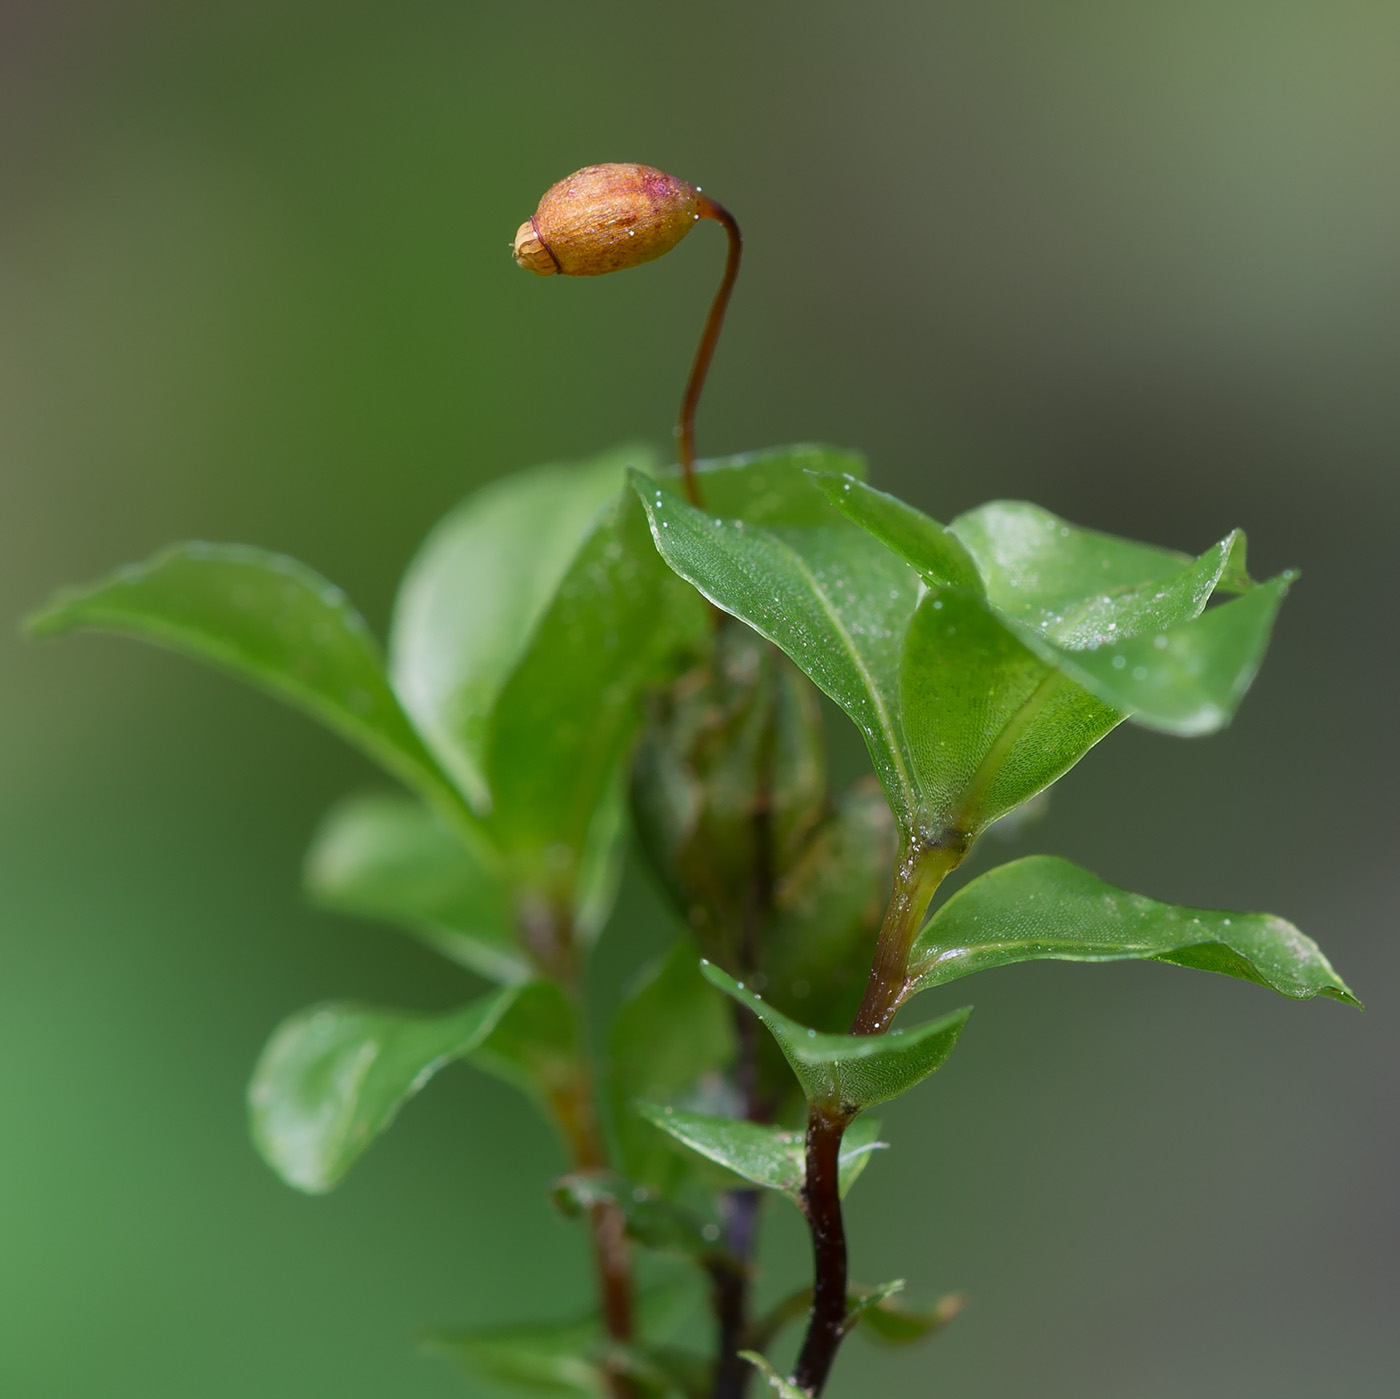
[511,163,701,278]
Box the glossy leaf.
[485,485,708,892]
[945,500,1286,736]
[814,472,983,592]
[702,962,970,1113]
[606,943,734,1191]
[26,543,465,825]
[899,589,1122,835]
[633,464,924,831]
[739,1351,807,1398]
[908,855,1359,1006]
[247,988,518,1193]
[304,793,528,983]
[389,447,646,812]
[951,499,1225,625]
[1021,573,1295,737]
[680,445,869,526]
[636,1105,885,1203]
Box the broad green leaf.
[908,855,1359,1006]
[636,1105,885,1203]
[606,943,734,1191]
[951,500,1217,625]
[304,793,528,983]
[763,778,895,1032]
[814,472,983,592]
[485,486,708,892]
[389,446,651,813]
[26,543,466,828]
[702,962,970,1113]
[855,1287,965,1346]
[1020,573,1295,737]
[808,485,1290,836]
[633,467,922,829]
[900,589,1123,835]
[247,988,518,1193]
[739,1352,807,1398]
[681,445,870,527]
[946,501,1285,735]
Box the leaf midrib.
[781,543,916,823]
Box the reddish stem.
[678,196,743,507]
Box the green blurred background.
[3,2,1395,1394]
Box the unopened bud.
[512,163,701,278]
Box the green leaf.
[390,447,647,813]
[946,500,1287,736]
[814,472,983,592]
[484,485,708,893]
[701,962,970,1113]
[1019,573,1295,737]
[26,543,466,829]
[247,988,518,1193]
[738,1352,807,1399]
[636,1105,885,1202]
[304,793,528,983]
[633,464,923,830]
[951,499,1222,627]
[854,1287,966,1346]
[681,445,870,527]
[908,855,1359,1006]
[899,588,1123,835]
[606,943,734,1191]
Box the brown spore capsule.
[512,163,701,278]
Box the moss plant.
[27,164,1357,1399]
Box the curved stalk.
[678,197,743,507]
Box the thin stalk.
[525,903,638,1399]
[678,196,743,507]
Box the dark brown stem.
[678,196,743,507]
[787,833,970,1394]
[790,1111,850,1394]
